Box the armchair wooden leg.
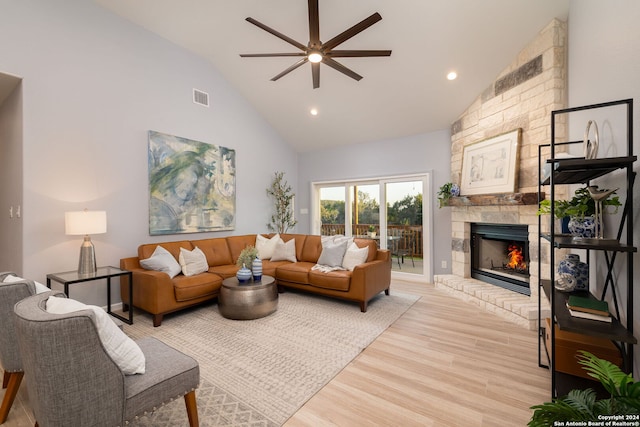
[184,391,199,427]
[0,371,24,423]
[2,371,9,388]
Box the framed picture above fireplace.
[460,129,521,196]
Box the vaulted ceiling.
[95,0,570,152]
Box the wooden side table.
[46,266,133,324]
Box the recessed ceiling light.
[447,71,458,81]
[310,108,318,116]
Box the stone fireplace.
[434,19,567,329]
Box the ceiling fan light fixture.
[308,51,323,63]
[447,71,458,80]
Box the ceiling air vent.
[193,88,209,107]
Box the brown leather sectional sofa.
[120,234,392,326]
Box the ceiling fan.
[240,0,391,89]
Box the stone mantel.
[442,192,542,207]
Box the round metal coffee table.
[218,275,278,320]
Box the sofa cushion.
[276,261,315,284]
[208,264,239,280]
[271,238,297,262]
[140,246,182,279]
[192,238,233,266]
[308,269,352,292]
[317,239,349,268]
[256,233,280,259]
[226,235,257,263]
[173,273,223,302]
[178,247,208,276]
[260,260,290,277]
[300,235,322,262]
[342,242,370,271]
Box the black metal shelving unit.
[537,98,637,398]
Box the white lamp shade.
[65,211,107,235]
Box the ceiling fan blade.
[240,53,306,58]
[245,17,308,52]
[311,62,320,89]
[322,57,362,81]
[270,58,308,81]
[322,13,382,51]
[308,0,320,46]
[327,50,392,57]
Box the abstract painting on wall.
[148,130,236,235]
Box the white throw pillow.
[3,274,49,294]
[317,240,349,268]
[342,242,370,271]
[270,238,297,262]
[46,296,146,375]
[256,234,281,259]
[178,246,208,276]
[140,246,182,278]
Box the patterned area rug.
[125,290,419,426]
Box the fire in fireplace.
[471,223,530,295]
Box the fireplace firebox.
[471,223,530,296]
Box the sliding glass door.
[384,179,424,275]
[313,173,431,281]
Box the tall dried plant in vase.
[266,171,297,234]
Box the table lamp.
[65,210,107,275]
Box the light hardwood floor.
[2,280,550,426]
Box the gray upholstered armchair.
[13,292,200,427]
[0,271,42,424]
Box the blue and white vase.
[556,253,589,292]
[568,215,599,239]
[236,264,252,283]
[252,256,263,282]
[450,184,460,197]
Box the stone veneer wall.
[446,19,568,304]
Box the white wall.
[0,0,296,304]
[568,0,640,377]
[297,129,453,276]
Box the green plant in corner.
[267,171,298,234]
[528,351,640,426]
[237,245,258,268]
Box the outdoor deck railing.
[320,224,423,257]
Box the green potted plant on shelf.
[528,351,640,426]
[537,186,621,237]
[437,182,460,208]
[368,225,376,238]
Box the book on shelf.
[566,304,612,323]
[567,295,609,316]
